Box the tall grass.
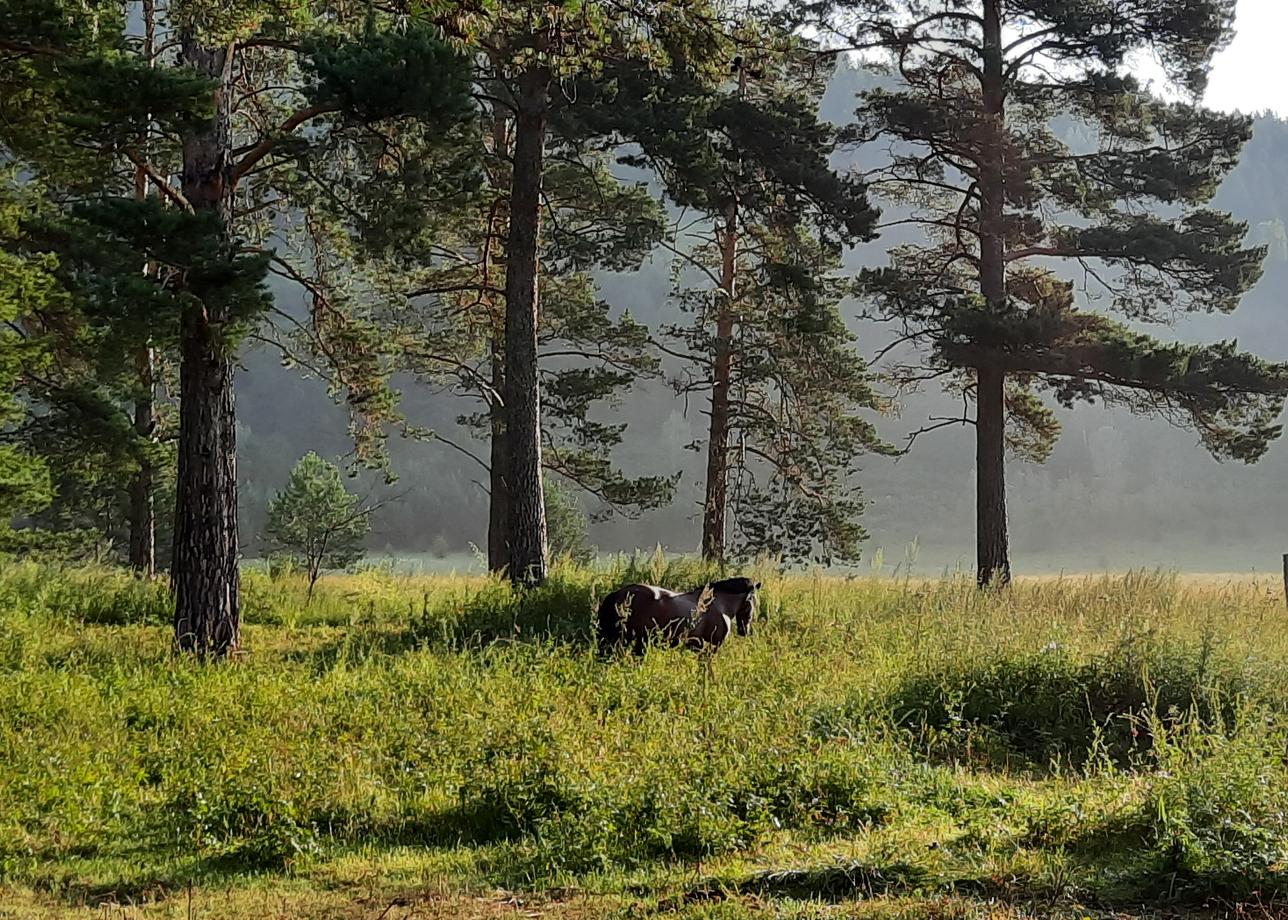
[2,560,1288,915]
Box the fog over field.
[233,63,1288,575]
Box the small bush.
[167,779,321,869]
[1136,715,1288,898]
[889,641,1256,768]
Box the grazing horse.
[596,577,760,654]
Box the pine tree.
[0,1,138,554]
[2,2,477,654]
[810,0,1288,584]
[579,35,885,562]
[264,452,371,600]
[127,0,161,577]
[0,178,62,539]
[349,109,677,575]
[459,0,727,586]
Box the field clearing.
[5,561,1288,919]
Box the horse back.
[619,584,692,644]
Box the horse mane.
[702,576,757,595]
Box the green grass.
[3,559,1288,918]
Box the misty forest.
[8,1,1288,919]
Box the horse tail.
[596,588,625,653]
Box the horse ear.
[754,581,762,590]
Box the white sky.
[1204,0,1288,115]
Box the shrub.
[888,640,1256,768]
[1137,715,1288,898]
[167,777,321,869]
[545,479,595,565]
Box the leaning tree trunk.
[701,204,738,563]
[487,338,510,573]
[974,0,1011,587]
[502,65,551,587]
[171,36,241,656]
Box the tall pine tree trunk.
[487,338,509,572]
[975,366,1009,585]
[975,0,1011,586]
[128,345,156,576]
[701,204,737,562]
[701,63,748,564]
[127,0,157,578]
[503,65,550,586]
[485,104,510,575]
[172,36,240,656]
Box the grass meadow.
[4,557,1288,918]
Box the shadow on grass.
[882,647,1258,774]
[668,861,930,908]
[35,855,251,910]
[264,562,758,662]
[271,583,600,670]
[678,861,1088,910]
[1094,862,1288,910]
[35,800,527,909]
[737,861,930,900]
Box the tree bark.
[974,0,1012,586]
[503,65,550,587]
[975,365,1010,586]
[127,344,156,577]
[701,204,737,562]
[172,36,241,657]
[701,62,748,564]
[485,104,510,575]
[127,0,157,579]
[487,337,510,573]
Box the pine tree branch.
[0,38,59,56]
[119,149,192,211]
[657,238,725,290]
[407,281,505,298]
[231,103,341,183]
[1002,26,1063,55]
[420,430,491,475]
[401,345,502,407]
[875,217,981,237]
[899,416,975,456]
[740,443,828,505]
[238,37,304,52]
[648,336,705,366]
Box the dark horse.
[596,577,760,654]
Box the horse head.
[737,581,761,636]
[708,577,761,637]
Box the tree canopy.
[803,0,1288,583]
[265,452,371,597]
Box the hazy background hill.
[235,64,1288,574]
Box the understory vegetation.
[4,562,1288,918]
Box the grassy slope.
[3,560,1288,919]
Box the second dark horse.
[596,577,760,654]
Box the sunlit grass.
[3,559,1288,918]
